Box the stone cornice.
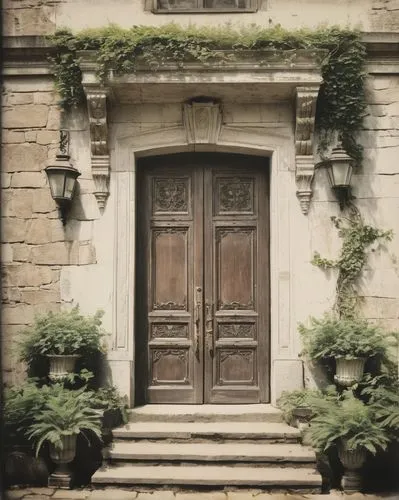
[3,33,399,76]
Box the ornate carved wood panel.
[136,154,269,404]
[204,163,269,403]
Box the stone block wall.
[1,78,98,384]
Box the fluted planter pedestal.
[48,434,77,489]
[338,441,367,492]
[47,354,80,381]
[334,357,366,387]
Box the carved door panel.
[204,160,269,403]
[137,154,269,404]
[137,160,203,403]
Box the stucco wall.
[4,0,399,35]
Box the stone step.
[128,404,282,423]
[112,422,301,442]
[106,441,316,466]
[92,463,321,488]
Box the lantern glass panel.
[332,162,352,186]
[48,171,66,199]
[64,174,77,200]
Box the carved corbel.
[183,101,222,144]
[295,87,319,215]
[86,89,110,211]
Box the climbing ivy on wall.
[312,211,393,319]
[49,24,367,160]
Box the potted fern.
[27,385,102,488]
[19,306,106,381]
[306,393,389,491]
[299,315,394,387]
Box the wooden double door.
[136,153,270,404]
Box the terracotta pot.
[334,357,366,387]
[47,354,80,381]
[48,434,77,489]
[338,440,367,491]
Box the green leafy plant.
[306,392,390,455]
[361,377,399,440]
[27,385,102,456]
[19,306,106,367]
[312,215,393,318]
[299,314,396,361]
[277,386,338,424]
[48,24,366,159]
[87,386,129,425]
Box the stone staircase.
[91,405,322,492]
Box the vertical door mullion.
[193,165,204,403]
[203,166,214,402]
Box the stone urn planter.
[292,407,313,445]
[334,357,366,387]
[48,434,77,488]
[338,440,367,491]
[47,354,80,381]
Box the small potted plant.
[88,386,129,430]
[306,392,389,491]
[27,384,102,488]
[3,380,52,487]
[299,315,394,387]
[19,306,106,381]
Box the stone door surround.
[78,50,324,405]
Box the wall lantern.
[45,130,81,225]
[325,144,354,210]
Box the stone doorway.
[135,152,270,404]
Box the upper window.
[155,0,256,13]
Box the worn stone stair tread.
[92,464,321,486]
[113,422,300,440]
[128,405,282,422]
[108,441,315,462]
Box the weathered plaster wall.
[307,74,399,330]
[3,0,399,35]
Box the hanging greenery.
[312,213,393,319]
[48,24,367,160]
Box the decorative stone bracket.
[183,101,222,144]
[295,86,320,215]
[86,89,110,211]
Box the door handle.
[194,287,202,360]
[205,302,214,358]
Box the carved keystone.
[295,87,319,215]
[86,89,110,212]
[183,101,222,144]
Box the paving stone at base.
[253,494,291,500]
[5,490,31,500]
[136,492,176,500]
[90,489,138,499]
[24,496,52,500]
[226,492,257,499]
[175,493,227,500]
[52,490,90,499]
[27,489,56,496]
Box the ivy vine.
[312,211,393,319]
[48,24,367,160]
